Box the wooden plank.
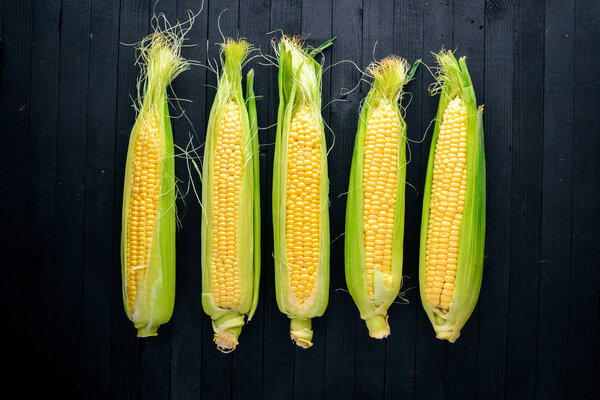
[110,1,150,398]
[444,1,485,399]
[140,333,172,400]
[0,0,3,46]
[354,1,394,398]
[19,2,46,390]
[535,1,575,399]
[0,0,32,389]
[52,0,91,395]
[415,1,453,397]
[81,0,120,398]
[0,0,4,78]
[567,0,600,398]
[200,2,239,398]
[291,2,332,399]
[262,1,301,399]
[324,0,362,398]
[505,0,544,398]
[231,1,270,398]
[168,1,208,399]
[475,1,513,398]
[384,0,424,398]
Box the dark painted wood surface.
[1,0,598,399]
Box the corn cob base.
[365,314,390,339]
[290,318,313,348]
[212,311,245,353]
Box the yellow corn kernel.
[126,111,161,312]
[211,101,244,309]
[286,106,321,306]
[362,103,399,297]
[425,97,467,310]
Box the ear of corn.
[201,40,260,353]
[419,50,485,342]
[121,31,189,337]
[345,57,415,338]
[273,37,333,348]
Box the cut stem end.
[436,329,460,343]
[214,330,240,353]
[290,318,313,348]
[365,315,390,339]
[137,326,159,338]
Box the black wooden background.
[1,0,599,399]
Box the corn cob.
[121,30,189,337]
[201,39,260,353]
[273,36,333,348]
[419,50,485,342]
[345,56,416,338]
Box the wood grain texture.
[568,0,600,398]
[82,0,120,397]
[1,0,599,398]
[25,0,60,394]
[536,1,574,399]
[1,0,32,394]
[506,1,544,398]
[53,1,92,395]
[476,1,513,399]
[324,1,362,399]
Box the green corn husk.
[345,56,418,339]
[201,39,260,353]
[273,36,333,348]
[121,30,189,337]
[419,50,486,342]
